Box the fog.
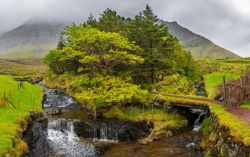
[0,0,250,57]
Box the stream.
[23,85,207,157]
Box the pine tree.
[97,8,125,33]
[86,13,97,27]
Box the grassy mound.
[0,75,43,156]
[104,106,188,143]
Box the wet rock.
[51,107,62,115]
[74,120,151,142]
[22,113,51,157]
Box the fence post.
[240,78,244,103]
[223,76,227,106]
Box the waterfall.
[47,120,97,157]
[192,110,207,132]
[92,123,118,141]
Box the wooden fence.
[218,70,250,107]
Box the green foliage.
[97,8,125,33]
[45,25,143,75]
[103,106,126,119]
[125,5,199,83]
[75,75,148,109]
[155,74,194,95]
[0,75,43,156]
[44,47,83,73]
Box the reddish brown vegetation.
[218,70,250,107]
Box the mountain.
[0,19,239,59]
[161,21,239,59]
[0,19,65,58]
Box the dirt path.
[227,108,250,124]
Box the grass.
[155,74,195,96]
[205,71,242,98]
[103,105,188,142]
[0,59,46,77]
[240,100,250,109]
[218,58,250,64]
[159,95,250,147]
[0,75,43,156]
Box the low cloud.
[0,0,249,57]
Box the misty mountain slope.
[0,20,65,58]
[0,19,239,59]
[162,21,239,59]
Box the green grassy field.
[201,58,250,99]
[0,75,43,156]
[205,71,242,99]
[241,101,250,109]
[0,59,46,77]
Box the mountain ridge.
[161,20,239,58]
[0,19,240,59]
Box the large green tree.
[45,25,144,76]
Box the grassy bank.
[0,75,43,156]
[159,95,250,146]
[104,105,188,143]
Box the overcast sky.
[0,0,250,57]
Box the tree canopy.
[44,5,199,107]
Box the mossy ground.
[0,75,43,156]
[103,105,188,143]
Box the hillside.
[0,19,240,59]
[0,20,65,58]
[162,21,240,59]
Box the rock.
[51,107,62,115]
[22,112,51,157]
[194,82,207,97]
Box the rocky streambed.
[22,85,207,157]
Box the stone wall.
[204,113,250,157]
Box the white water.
[47,120,96,157]
[192,109,207,132]
[93,123,118,142]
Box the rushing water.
[40,85,98,157]
[26,85,207,157]
[47,120,96,157]
[92,123,118,141]
[192,109,208,132]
